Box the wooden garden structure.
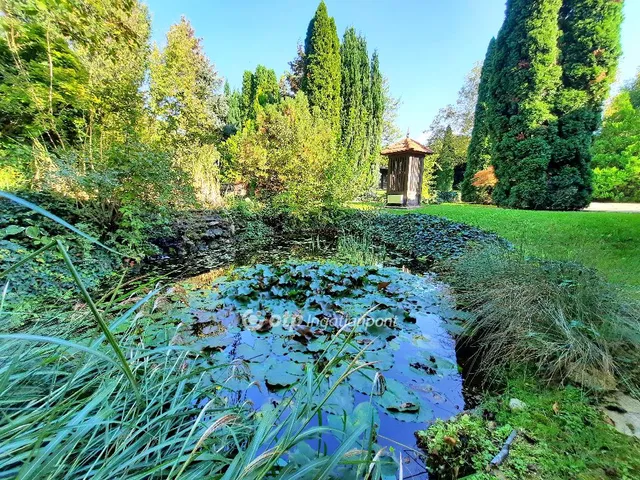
[381,137,433,207]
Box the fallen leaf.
[552,401,560,414]
[443,435,458,446]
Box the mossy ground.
[418,376,640,479]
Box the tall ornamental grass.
[446,246,640,390]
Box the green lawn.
[362,203,640,289]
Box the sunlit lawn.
[357,202,640,290]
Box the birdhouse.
[380,136,433,207]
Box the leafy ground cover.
[167,261,465,476]
[356,203,640,289]
[417,376,640,479]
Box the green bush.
[445,246,640,388]
[593,160,640,202]
[416,413,511,479]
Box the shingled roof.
[381,137,434,156]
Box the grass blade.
[56,240,141,403]
[0,191,124,256]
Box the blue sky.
[146,0,640,141]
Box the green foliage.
[550,0,624,209]
[592,87,640,201]
[416,413,511,479]
[340,28,372,188]
[418,378,640,479]
[335,234,386,266]
[0,0,150,184]
[445,246,640,387]
[149,16,225,204]
[338,30,384,197]
[302,1,341,133]
[435,126,457,193]
[461,38,496,203]
[488,0,623,210]
[223,81,243,136]
[326,209,507,266]
[489,0,563,209]
[483,377,640,479]
[225,93,344,216]
[0,193,120,322]
[369,51,384,163]
[385,203,640,288]
[239,65,281,124]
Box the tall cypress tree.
[340,28,369,170]
[435,126,457,192]
[461,37,496,203]
[369,51,384,162]
[302,1,341,132]
[489,0,563,209]
[240,70,254,124]
[550,0,623,209]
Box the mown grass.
[354,202,640,289]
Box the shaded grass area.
[358,203,640,289]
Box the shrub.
[445,246,640,388]
[416,413,511,479]
[470,166,498,204]
[435,191,462,204]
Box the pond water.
[163,262,464,478]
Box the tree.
[302,1,341,133]
[381,77,402,147]
[461,38,496,203]
[550,0,623,209]
[227,92,341,215]
[340,28,370,182]
[239,65,280,125]
[149,17,225,204]
[284,42,305,96]
[0,0,150,184]
[489,0,563,209]
[488,0,623,210]
[223,81,242,136]
[368,51,384,162]
[435,126,457,192]
[591,79,640,202]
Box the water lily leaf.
[320,381,354,415]
[25,225,40,238]
[235,338,271,361]
[264,360,304,388]
[327,401,379,442]
[375,378,432,422]
[362,348,394,371]
[195,336,228,352]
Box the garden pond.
[148,261,466,477]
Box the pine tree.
[302,1,341,132]
[461,38,496,203]
[239,66,280,125]
[340,28,369,170]
[489,0,563,209]
[240,70,254,124]
[223,81,242,136]
[435,126,457,193]
[550,0,623,209]
[369,51,384,162]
